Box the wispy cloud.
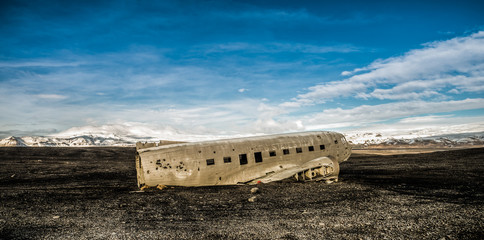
[197,42,359,54]
[1,1,483,138]
[283,31,484,107]
[0,61,83,68]
[398,115,455,124]
[36,94,67,100]
[211,7,381,26]
[2,31,484,135]
[304,98,484,130]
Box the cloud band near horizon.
[0,1,483,138]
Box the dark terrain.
[0,147,483,239]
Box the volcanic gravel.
[0,147,483,239]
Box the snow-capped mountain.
[345,131,484,148]
[1,123,483,147]
[0,136,27,147]
[0,123,252,147]
[0,135,136,147]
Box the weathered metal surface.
[135,131,351,187]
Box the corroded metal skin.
[136,131,351,187]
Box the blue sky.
[1,0,483,138]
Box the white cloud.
[340,71,352,76]
[249,103,303,133]
[340,67,367,76]
[36,94,68,100]
[398,115,454,124]
[2,32,484,138]
[284,31,484,106]
[302,81,367,100]
[303,98,484,130]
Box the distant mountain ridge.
[1,130,483,148]
[0,124,233,147]
[0,135,136,147]
[0,136,27,147]
[346,131,484,149]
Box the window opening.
[308,146,314,151]
[254,152,263,163]
[283,149,290,155]
[296,147,302,153]
[269,151,276,157]
[239,154,248,165]
[206,159,215,165]
[223,157,232,163]
[320,145,325,150]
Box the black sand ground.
[0,147,483,239]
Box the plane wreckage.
[135,131,351,188]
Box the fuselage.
[136,131,351,187]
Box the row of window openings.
[206,144,326,166]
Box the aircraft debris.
[136,131,351,188]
